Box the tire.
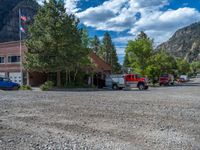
[112,84,118,90]
[119,87,123,90]
[138,83,145,90]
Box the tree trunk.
[68,71,71,84]
[57,71,61,87]
[74,69,78,82]
[91,74,94,87]
[27,72,30,86]
[66,70,68,85]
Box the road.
[0,79,200,150]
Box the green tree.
[125,31,153,75]
[146,50,177,84]
[123,53,130,68]
[190,61,200,75]
[137,31,148,40]
[25,0,89,86]
[176,58,190,75]
[90,35,101,54]
[81,28,90,49]
[111,45,121,73]
[99,32,121,73]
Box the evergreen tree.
[111,45,121,73]
[90,35,101,54]
[99,32,121,73]
[25,0,89,86]
[137,31,148,40]
[81,28,90,48]
[123,53,130,67]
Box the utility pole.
[19,8,23,85]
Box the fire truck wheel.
[112,84,118,90]
[138,83,145,90]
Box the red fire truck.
[105,74,149,90]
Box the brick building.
[0,41,111,86]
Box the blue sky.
[37,0,200,64]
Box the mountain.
[0,0,38,42]
[158,22,200,62]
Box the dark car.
[159,74,174,86]
[0,77,20,90]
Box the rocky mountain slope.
[0,0,38,42]
[158,22,200,62]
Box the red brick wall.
[0,41,48,86]
[0,41,27,72]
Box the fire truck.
[105,74,149,90]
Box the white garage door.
[0,72,5,77]
[9,72,22,84]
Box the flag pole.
[19,8,23,85]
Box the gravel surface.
[0,79,200,150]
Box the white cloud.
[37,0,200,45]
[116,46,126,55]
[36,0,80,14]
[130,7,200,44]
[113,36,135,44]
[77,0,169,32]
[77,0,133,31]
[36,0,44,5]
[77,0,200,44]
[65,0,80,13]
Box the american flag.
[20,15,27,22]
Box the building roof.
[90,52,111,72]
[0,41,24,48]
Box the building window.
[0,56,5,64]
[8,56,20,63]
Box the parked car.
[159,74,174,86]
[0,77,20,90]
[105,74,148,90]
[178,75,189,82]
[105,74,125,90]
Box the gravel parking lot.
[0,79,200,150]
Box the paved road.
[0,79,200,150]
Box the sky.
[37,0,200,64]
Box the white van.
[180,75,189,82]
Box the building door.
[9,72,22,84]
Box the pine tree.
[90,35,101,54]
[81,28,90,48]
[25,0,89,86]
[99,32,121,73]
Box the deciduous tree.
[125,31,153,75]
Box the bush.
[20,85,32,90]
[40,81,54,91]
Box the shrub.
[40,81,54,91]
[20,85,32,90]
